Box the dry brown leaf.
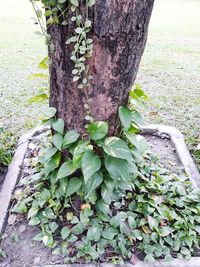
[8,214,17,225]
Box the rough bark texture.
[49,0,154,135]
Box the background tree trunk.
[49,0,154,135]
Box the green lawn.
[137,0,200,169]
[0,0,199,168]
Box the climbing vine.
[30,0,95,88]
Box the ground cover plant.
[8,87,200,264]
[0,0,200,264]
[0,0,199,169]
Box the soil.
[0,133,184,267]
[0,166,7,193]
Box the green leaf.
[147,215,158,230]
[52,118,64,134]
[28,206,39,219]
[38,56,49,69]
[101,184,112,204]
[29,216,40,226]
[103,137,132,162]
[105,156,131,181]
[57,161,77,180]
[125,132,149,153]
[63,130,80,148]
[43,235,54,248]
[118,106,132,129]
[85,245,99,259]
[96,200,110,215]
[72,223,84,235]
[52,133,63,151]
[87,0,95,7]
[65,177,83,197]
[61,226,70,240]
[82,150,101,183]
[28,93,48,104]
[44,107,57,119]
[180,247,190,256]
[70,0,79,6]
[85,171,103,198]
[28,73,49,80]
[87,225,101,242]
[102,227,118,240]
[144,254,155,263]
[87,121,108,141]
[42,147,58,163]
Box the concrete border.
[0,126,46,235]
[38,257,200,267]
[0,125,200,267]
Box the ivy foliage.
[30,0,95,88]
[12,87,200,264]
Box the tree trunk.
[48,0,154,135]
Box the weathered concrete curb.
[0,125,46,235]
[0,125,200,267]
[141,124,200,188]
[37,257,200,267]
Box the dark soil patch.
[0,166,7,192]
[0,134,185,267]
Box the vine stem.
[30,0,46,37]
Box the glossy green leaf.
[57,161,76,180]
[52,118,64,134]
[105,156,131,181]
[103,137,132,162]
[52,133,63,151]
[63,130,80,148]
[65,177,82,197]
[82,150,101,183]
[118,106,132,129]
[87,121,108,141]
[61,226,70,240]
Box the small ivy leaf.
[85,20,92,28]
[52,133,63,151]
[43,235,54,248]
[70,0,79,7]
[82,150,101,183]
[63,130,80,148]
[44,107,57,119]
[52,118,65,134]
[57,161,77,180]
[87,0,95,7]
[65,177,83,197]
[118,106,132,130]
[87,121,108,141]
[61,226,70,240]
[87,225,101,242]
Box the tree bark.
[48,0,154,135]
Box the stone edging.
[0,126,46,235]
[0,125,200,267]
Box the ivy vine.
[30,0,96,88]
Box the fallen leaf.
[130,254,139,265]
[141,225,151,235]
[34,256,41,264]
[8,214,17,225]
[81,203,91,210]
[19,224,27,233]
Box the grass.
[0,0,199,169]
[137,0,200,169]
